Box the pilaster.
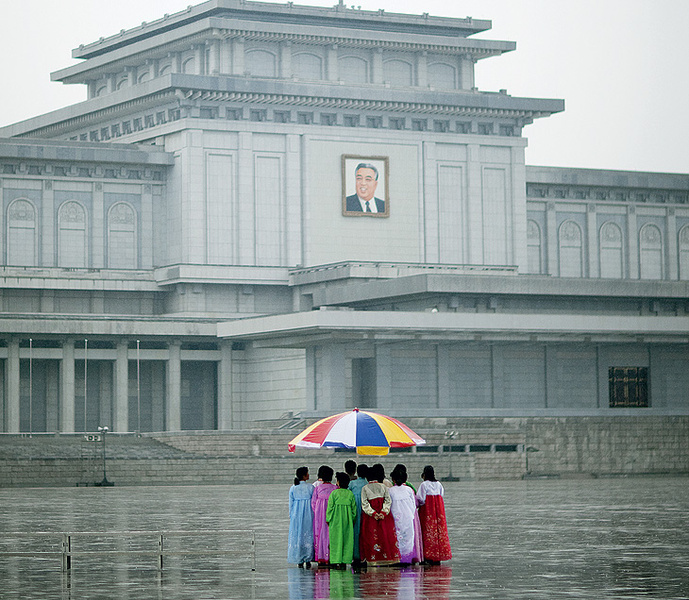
[546,202,558,276]
[466,144,483,264]
[60,340,75,433]
[587,204,599,278]
[218,342,234,430]
[6,339,20,433]
[114,341,129,432]
[667,208,678,280]
[166,342,181,431]
[327,45,338,81]
[627,206,639,279]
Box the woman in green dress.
[326,472,357,567]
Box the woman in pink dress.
[311,465,336,565]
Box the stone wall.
[0,416,686,487]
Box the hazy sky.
[2,0,687,174]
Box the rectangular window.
[499,124,515,136]
[343,115,359,127]
[433,120,449,133]
[274,111,290,123]
[133,118,143,132]
[250,110,267,122]
[226,108,241,121]
[297,112,313,125]
[609,367,649,407]
[144,115,155,128]
[456,121,471,134]
[412,119,427,131]
[122,121,132,135]
[478,122,493,135]
[388,118,404,130]
[366,116,382,129]
[320,113,337,126]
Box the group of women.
[288,461,452,568]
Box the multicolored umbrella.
[288,408,425,456]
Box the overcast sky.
[2,0,687,174]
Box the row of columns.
[1,339,234,433]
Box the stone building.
[0,0,687,450]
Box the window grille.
[608,367,649,407]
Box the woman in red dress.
[359,463,399,565]
[416,465,452,564]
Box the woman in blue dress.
[288,466,315,567]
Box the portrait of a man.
[342,155,389,217]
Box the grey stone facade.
[0,0,687,441]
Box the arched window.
[137,71,150,84]
[383,59,413,86]
[58,201,87,268]
[95,85,108,97]
[182,58,196,74]
[639,223,663,279]
[679,225,689,280]
[526,220,542,274]
[338,56,368,84]
[107,203,137,269]
[428,62,457,89]
[246,49,277,78]
[599,222,623,278]
[7,199,37,266]
[159,64,171,76]
[116,78,128,90]
[558,220,583,277]
[292,52,323,80]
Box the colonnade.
[0,338,233,433]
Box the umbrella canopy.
[288,408,425,456]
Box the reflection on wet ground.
[0,478,687,599]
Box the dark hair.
[355,162,379,181]
[357,463,369,478]
[317,465,334,483]
[368,463,385,483]
[422,465,437,482]
[335,472,350,488]
[394,463,408,474]
[344,460,357,476]
[391,466,407,486]
[294,466,309,486]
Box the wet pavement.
[0,477,687,599]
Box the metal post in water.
[83,339,88,433]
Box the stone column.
[627,206,639,279]
[437,344,450,410]
[6,339,20,433]
[587,204,599,278]
[466,144,484,264]
[92,182,104,267]
[667,208,678,280]
[326,45,338,81]
[217,342,234,430]
[232,38,245,75]
[114,341,129,432]
[546,202,558,276]
[60,340,75,433]
[166,342,182,431]
[459,54,475,90]
[416,51,427,87]
[279,41,292,78]
[423,142,438,263]
[42,180,55,266]
[372,48,383,84]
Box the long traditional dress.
[360,481,400,565]
[389,484,423,564]
[326,487,357,564]
[288,481,315,564]
[348,477,367,561]
[416,480,452,562]
[311,482,337,563]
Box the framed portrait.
[341,155,390,217]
